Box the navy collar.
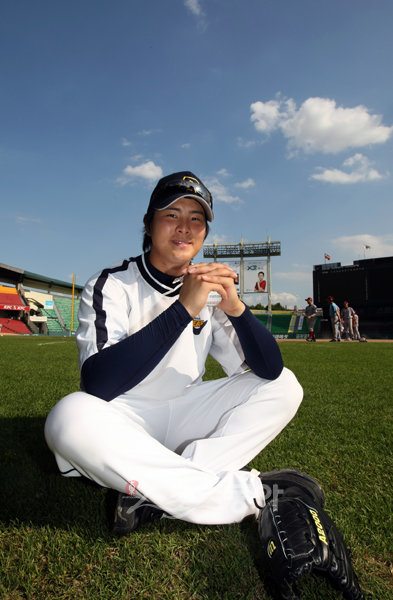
[136,253,184,296]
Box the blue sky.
[1,0,393,308]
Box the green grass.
[0,336,392,599]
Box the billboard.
[227,260,267,293]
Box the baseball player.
[45,169,319,524]
[353,310,361,341]
[327,295,341,342]
[304,297,317,342]
[341,300,355,340]
[45,172,364,597]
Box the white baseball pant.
[343,318,354,340]
[45,367,302,525]
[331,317,342,341]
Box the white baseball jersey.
[341,306,355,320]
[46,252,302,525]
[76,253,245,401]
[304,303,317,317]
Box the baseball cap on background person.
[305,297,312,302]
[327,296,334,302]
[148,171,214,222]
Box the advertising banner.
[0,304,30,311]
[226,260,267,293]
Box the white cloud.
[250,95,393,154]
[184,0,206,29]
[234,178,255,189]
[184,0,203,17]
[204,177,242,204]
[121,137,132,147]
[137,129,161,136]
[205,233,230,245]
[243,290,300,309]
[16,216,42,224]
[117,160,163,185]
[250,99,287,133]
[237,137,257,148]
[310,153,386,184]
[181,143,191,149]
[333,234,393,258]
[271,292,298,308]
[217,168,230,177]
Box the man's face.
[148,197,207,274]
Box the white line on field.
[37,341,69,346]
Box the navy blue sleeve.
[81,300,192,401]
[226,305,283,380]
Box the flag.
[364,245,371,249]
[324,253,331,260]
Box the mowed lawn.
[0,336,392,599]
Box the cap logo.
[183,175,199,183]
[182,175,200,191]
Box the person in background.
[304,297,317,342]
[327,296,341,342]
[341,300,355,341]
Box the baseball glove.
[258,495,364,600]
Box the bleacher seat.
[54,297,80,330]
[0,318,31,335]
[40,308,64,333]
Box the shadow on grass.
[1,418,352,599]
[0,416,118,534]
[1,417,277,598]
[239,518,281,600]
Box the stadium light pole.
[70,274,75,336]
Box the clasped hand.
[178,262,245,318]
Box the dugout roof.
[0,263,84,296]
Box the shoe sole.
[261,469,326,507]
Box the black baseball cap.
[148,171,213,221]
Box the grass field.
[0,336,392,599]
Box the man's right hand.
[178,262,243,318]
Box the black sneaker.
[112,493,163,535]
[259,469,325,507]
